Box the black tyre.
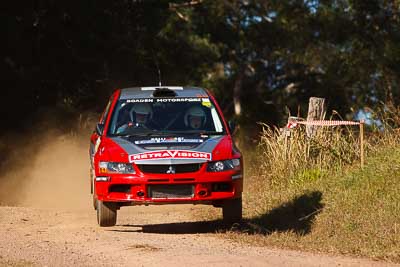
[97,200,117,227]
[90,168,97,210]
[93,194,98,210]
[222,197,242,223]
[92,180,97,210]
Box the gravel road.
[0,204,396,267]
[0,134,397,267]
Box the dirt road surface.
[0,134,397,267]
[1,204,397,267]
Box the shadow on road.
[112,220,227,234]
[111,191,323,236]
[239,190,324,235]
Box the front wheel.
[97,200,117,227]
[93,194,98,210]
[222,197,242,223]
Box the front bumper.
[94,170,243,205]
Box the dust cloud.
[0,120,94,210]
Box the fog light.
[95,176,110,182]
[232,174,243,180]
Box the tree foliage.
[2,0,400,132]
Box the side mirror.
[228,120,236,134]
[96,123,105,136]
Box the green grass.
[201,125,400,262]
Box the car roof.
[119,86,209,99]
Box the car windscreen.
[107,97,225,136]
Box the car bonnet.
[109,135,228,164]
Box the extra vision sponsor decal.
[129,150,211,162]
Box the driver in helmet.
[116,103,152,133]
[184,106,206,130]
[131,103,152,127]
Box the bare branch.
[169,0,203,10]
[175,10,189,22]
[169,0,202,22]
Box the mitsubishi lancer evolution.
[89,86,243,226]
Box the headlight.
[207,159,241,172]
[99,162,135,174]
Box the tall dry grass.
[218,108,400,262]
[258,124,361,185]
[256,103,400,184]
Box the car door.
[89,94,115,194]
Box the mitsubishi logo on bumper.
[166,166,176,174]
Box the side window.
[95,96,114,136]
[100,97,114,125]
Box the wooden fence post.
[306,97,326,138]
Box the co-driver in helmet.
[184,106,206,130]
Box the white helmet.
[130,103,152,122]
[184,106,206,129]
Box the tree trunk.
[306,97,326,137]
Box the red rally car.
[89,86,243,227]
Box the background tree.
[1,0,399,135]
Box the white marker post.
[360,120,365,168]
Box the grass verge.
[200,124,400,263]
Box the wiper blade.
[118,129,159,137]
[115,130,224,137]
[121,133,152,137]
[167,130,224,135]
[123,130,178,137]
[199,131,224,135]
